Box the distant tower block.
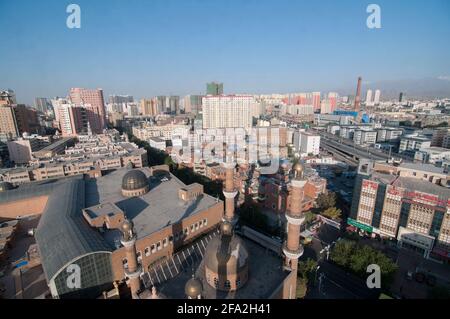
[354,76,362,112]
[222,161,237,223]
[120,219,142,298]
[283,162,306,299]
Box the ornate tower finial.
[185,276,203,299]
[293,162,304,180]
[121,219,134,241]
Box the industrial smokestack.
[354,76,362,112]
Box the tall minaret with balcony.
[222,159,237,223]
[120,219,142,299]
[283,162,306,298]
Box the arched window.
[236,278,241,287]
[213,277,219,288]
[224,280,231,290]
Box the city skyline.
[1,0,450,104]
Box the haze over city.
[1,0,450,103]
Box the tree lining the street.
[330,239,398,287]
[296,258,318,299]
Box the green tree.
[330,239,398,287]
[298,258,318,281]
[304,211,316,225]
[164,156,177,171]
[330,239,357,268]
[321,207,342,220]
[316,192,337,210]
[296,278,308,299]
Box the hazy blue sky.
[1,0,449,104]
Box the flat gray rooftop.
[157,235,289,299]
[372,172,450,200]
[85,167,221,243]
[84,202,122,219]
[399,162,447,174]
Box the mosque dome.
[185,277,203,299]
[121,169,149,197]
[203,222,249,291]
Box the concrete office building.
[349,161,450,262]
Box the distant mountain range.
[337,77,450,100]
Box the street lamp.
[314,265,321,286]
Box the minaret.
[283,162,306,299]
[222,160,237,223]
[120,219,142,299]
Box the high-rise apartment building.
[12,105,41,135]
[35,97,51,113]
[51,97,71,126]
[69,88,106,133]
[168,96,180,114]
[156,96,167,113]
[327,92,338,110]
[365,89,373,104]
[56,104,88,136]
[0,104,18,138]
[206,82,223,95]
[125,103,140,117]
[373,89,381,105]
[109,95,133,104]
[320,100,333,114]
[202,95,253,129]
[140,99,158,116]
[183,95,203,115]
[312,92,321,111]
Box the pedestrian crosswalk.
[140,230,219,288]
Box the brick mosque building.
[0,160,309,299]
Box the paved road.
[306,261,380,299]
[321,138,387,161]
